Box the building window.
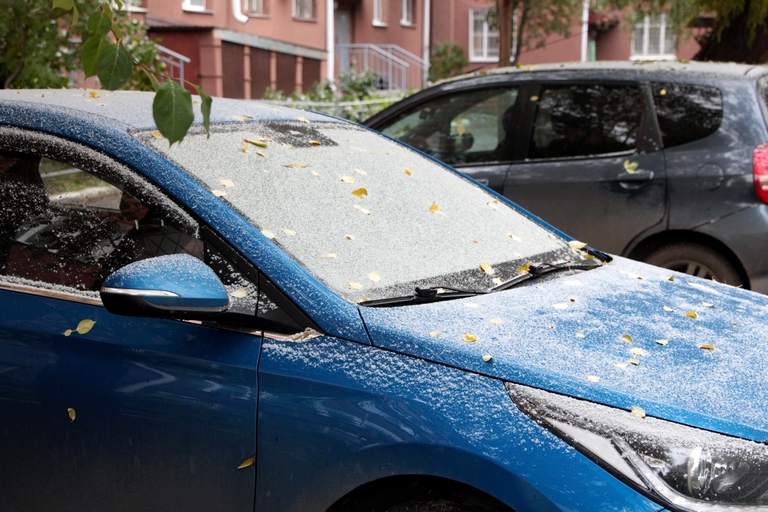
[293,0,313,19]
[631,13,675,60]
[469,9,499,62]
[246,0,266,15]
[373,0,386,26]
[401,0,413,25]
[182,0,206,11]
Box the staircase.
[336,44,427,91]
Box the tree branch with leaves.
[54,0,211,145]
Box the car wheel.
[643,242,743,287]
[384,498,506,512]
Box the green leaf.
[88,9,113,37]
[142,68,161,91]
[52,0,75,10]
[193,85,212,138]
[153,81,194,146]
[81,36,109,78]
[115,0,123,10]
[97,43,133,90]
[73,5,79,25]
[112,22,124,40]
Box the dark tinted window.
[379,87,520,165]
[528,84,642,159]
[652,83,722,148]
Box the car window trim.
[0,280,103,306]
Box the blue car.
[0,90,767,512]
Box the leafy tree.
[601,0,768,63]
[428,42,469,82]
[490,0,583,66]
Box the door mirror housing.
[100,254,230,319]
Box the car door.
[502,82,666,254]
[377,86,523,192]
[0,134,262,512]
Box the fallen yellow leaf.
[668,276,675,281]
[429,202,440,213]
[341,176,355,183]
[351,188,368,197]
[656,339,669,345]
[309,140,321,145]
[368,271,381,283]
[211,189,227,197]
[255,151,266,158]
[480,262,494,275]
[429,331,440,337]
[490,318,502,325]
[482,354,493,363]
[353,205,370,215]
[241,142,249,153]
[663,305,674,312]
[702,302,715,308]
[530,95,539,101]
[220,179,234,187]
[75,319,96,335]
[463,333,478,342]
[686,311,698,319]
[620,334,633,343]
[89,91,100,98]
[346,234,355,240]
[242,138,268,147]
[298,115,309,123]
[631,406,646,418]
[311,171,320,177]
[230,289,248,298]
[284,163,308,168]
[349,282,363,289]
[68,408,76,421]
[623,160,639,173]
[575,329,586,339]
[700,344,715,350]
[63,329,73,337]
[518,262,533,273]
[151,131,162,138]
[238,457,255,469]
[630,347,647,357]
[404,169,412,176]
[507,233,522,241]
[282,229,297,236]
[261,229,275,239]
[568,240,588,250]
[326,253,338,258]
[586,375,601,383]
[628,357,640,366]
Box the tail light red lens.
[753,143,768,203]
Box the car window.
[379,87,520,165]
[528,84,642,160]
[651,83,722,148]
[0,150,204,295]
[141,122,581,303]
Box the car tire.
[384,497,506,512]
[643,242,743,287]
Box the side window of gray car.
[652,83,722,148]
[527,84,643,160]
[379,87,520,165]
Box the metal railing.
[336,44,426,91]
[263,96,405,123]
[156,44,191,85]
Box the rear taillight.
[753,143,768,203]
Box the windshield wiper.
[361,286,487,308]
[490,260,602,293]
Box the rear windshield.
[652,83,722,148]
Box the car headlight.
[506,383,768,511]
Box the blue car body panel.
[256,336,661,512]
[361,256,768,442]
[0,289,260,511]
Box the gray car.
[365,61,768,293]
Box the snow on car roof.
[0,89,333,131]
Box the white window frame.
[373,0,387,27]
[245,0,266,15]
[469,9,498,63]
[182,0,206,12]
[630,13,676,61]
[293,0,314,20]
[401,0,413,26]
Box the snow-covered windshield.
[140,121,579,302]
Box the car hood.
[360,257,768,441]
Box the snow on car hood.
[360,256,768,441]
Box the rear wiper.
[361,286,487,308]
[490,260,602,292]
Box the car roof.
[0,89,332,132]
[434,60,768,87]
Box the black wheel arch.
[624,230,749,289]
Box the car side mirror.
[100,254,230,320]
